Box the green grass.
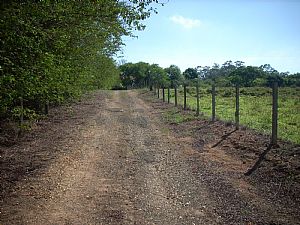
[162,107,197,124]
[157,86,300,144]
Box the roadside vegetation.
[119,61,300,144]
[1,2,299,144]
[162,86,300,144]
[0,0,160,135]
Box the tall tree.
[165,65,183,86]
[119,62,151,88]
[229,66,264,87]
[183,68,198,80]
[221,60,236,76]
[0,0,160,119]
[149,64,168,87]
[197,66,211,79]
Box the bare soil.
[0,90,299,225]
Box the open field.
[160,86,300,144]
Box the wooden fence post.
[167,87,170,103]
[196,79,200,116]
[235,84,240,130]
[212,84,216,121]
[162,87,165,102]
[175,86,178,107]
[184,84,187,110]
[271,81,278,145]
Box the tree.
[197,66,210,79]
[0,0,161,119]
[229,66,264,87]
[234,61,245,68]
[283,73,300,87]
[183,68,198,80]
[165,65,183,86]
[259,64,284,87]
[221,60,236,76]
[149,64,168,87]
[209,63,221,81]
[119,62,151,88]
[260,64,278,74]
[120,63,136,88]
[265,73,284,87]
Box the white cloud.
[170,15,202,29]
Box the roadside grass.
[162,108,197,125]
[159,87,300,144]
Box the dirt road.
[1,90,299,224]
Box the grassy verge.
[158,87,300,144]
[162,108,197,124]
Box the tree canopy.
[164,65,183,86]
[0,0,159,119]
[119,62,168,88]
[183,68,198,80]
[118,60,299,89]
[196,62,299,87]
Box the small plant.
[11,107,39,131]
[11,107,38,121]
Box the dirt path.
[1,90,299,224]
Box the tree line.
[118,61,300,89]
[0,0,160,122]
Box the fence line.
[212,84,216,122]
[155,82,279,146]
[183,84,187,110]
[235,84,240,130]
[175,86,178,106]
[271,82,278,146]
[196,80,200,116]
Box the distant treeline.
[118,61,300,88]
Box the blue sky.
[121,0,300,73]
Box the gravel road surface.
[0,90,299,225]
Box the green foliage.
[1,0,159,120]
[165,65,184,86]
[229,66,264,87]
[183,68,198,80]
[150,64,169,87]
[163,108,196,124]
[283,73,300,87]
[194,61,299,88]
[119,62,151,88]
[119,62,168,88]
[11,107,37,122]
